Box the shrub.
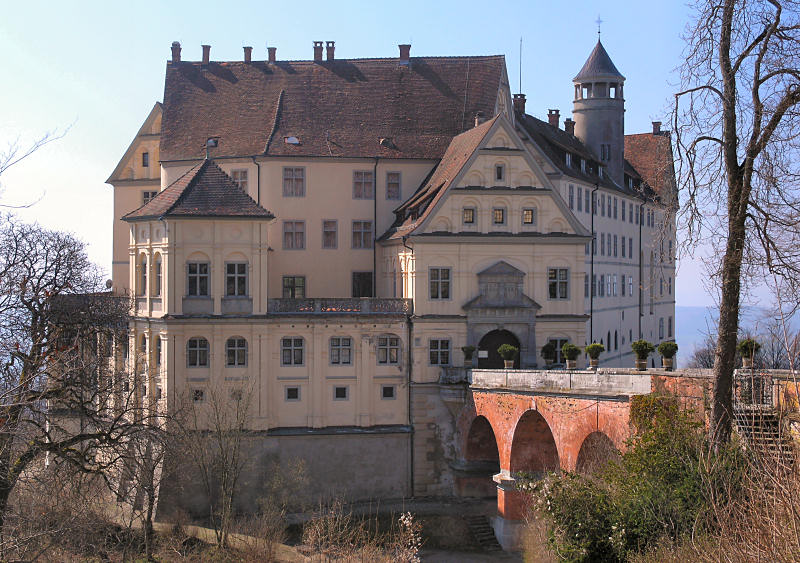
[461,345,476,360]
[585,343,605,359]
[562,343,581,361]
[540,342,556,360]
[657,341,678,359]
[632,339,655,360]
[736,338,761,358]
[498,344,519,361]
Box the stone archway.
[576,431,619,474]
[478,329,521,369]
[509,410,559,475]
[457,416,501,498]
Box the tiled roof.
[624,132,677,202]
[123,160,274,221]
[574,40,624,81]
[381,116,498,240]
[161,56,506,161]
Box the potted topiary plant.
[738,338,761,368]
[561,343,581,370]
[585,343,604,369]
[657,341,678,371]
[631,339,655,371]
[461,345,476,367]
[497,344,518,369]
[540,342,556,368]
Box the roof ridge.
[171,54,507,66]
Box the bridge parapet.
[469,368,655,396]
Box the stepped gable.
[574,40,625,81]
[123,160,274,221]
[624,132,676,202]
[382,116,498,240]
[160,55,506,161]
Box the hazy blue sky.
[1,0,720,305]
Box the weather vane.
[596,15,603,37]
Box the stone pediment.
[463,292,541,310]
[464,261,540,310]
[477,261,524,277]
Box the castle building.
[107,39,676,505]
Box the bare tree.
[0,129,67,207]
[675,0,800,448]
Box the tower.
[572,40,626,186]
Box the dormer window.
[495,164,505,182]
[565,153,572,167]
[580,159,586,173]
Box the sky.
[0,0,722,307]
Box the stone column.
[492,472,525,551]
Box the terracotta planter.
[662,357,674,371]
[503,360,514,369]
[589,357,599,369]
[566,359,577,370]
[635,358,648,371]
[742,356,754,368]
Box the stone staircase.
[734,406,795,469]
[464,514,502,552]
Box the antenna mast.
[518,37,522,94]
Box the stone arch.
[456,415,502,498]
[430,216,452,233]
[478,329,521,369]
[518,172,534,186]
[547,218,567,233]
[465,170,485,186]
[465,415,500,464]
[509,410,559,475]
[575,431,619,474]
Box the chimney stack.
[548,109,560,128]
[171,41,181,63]
[201,44,211,65]
[564,118,575,136]
[513,93,526,115]
[243,46,252,63]
[313,41,323,62]
[474,112,485,128]
[652,121,662,135]
[399,44,411,65]
[268,46,277,63]
[326,41,335,61]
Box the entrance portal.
[478,329,521,369]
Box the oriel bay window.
[187,262,209,296]
[226,263,247,296]
[548,268,569,299]
[429,267,451,299]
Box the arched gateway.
[478,329,520,369]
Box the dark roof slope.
[161,56,506,161]
[382,116,498,240]
[624,132,677,202]
[123,160,274,221]
[574,40,624,81]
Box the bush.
[498,344,519,361]
[540,342,556,360]
[562,343,581,361]
[631,339,655,360]
[585,343,605,359]
[736,338,761,358]
[657,341,679,359]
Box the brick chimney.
[652,121,662,135]
[399,44,411,65]
[201,44,210,65]
[513,93,526,115]
[326,41,335,61]
[268,46,277,63]
[243,46,252,63]
[171,41,181,63]
[313,41,323,62]
[548,109,560,127]
[564,118,575,136]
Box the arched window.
[377,334,400,365]
[226,337,247,367]
[153,254,162,297]
[614,331,618,351]
[138,253,147,296]
[187,337,209,367]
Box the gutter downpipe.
[373,157,379,297]
[402,235,414,496]
[590,184,599,343]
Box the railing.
[268,298,412,315]
[734,370,774,408]
[440,367,471,384]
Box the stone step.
[465,514,502,552]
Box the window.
[621,274,626,296]
[581,159,586,173]
[226,263,247,296]
[629,238,633,259]
[592,235,597,255]
[592,192,597,215]
[142,190,158,205]
[601,194,606,216]
[386,172,401,200]
[668,316,674,337]
[381,385,396,400]
[548,268,569,299]
[153,255,162,296]
[592,274,597,297]
[192,389,205,402]
[565,153,572,167]
[495,164,505,182]
[352,221,373,249]
[600,143,610,161]
[548,338,569,364]
[353,170,374,199]
[322,220,337,249]
[429,267,451,299]
[613,274,618,296]
[187,338,209,367]
[226,337,247,366]
[283,167,305,197]
[669,241,674,262]
[463,207,476,224]
[156,337,162,366]
[187,262,209,296]
[628,277,633,296]
[281,337,304,366]
[330,337,352,365]
[352,272,374,297]
[621,200,626,222]
[600,234,605,256]
[142,152,150,167]
[606,275,611,296]
[614,331,618,350]
[599,274,605,297]
[586,190,591,214]
[629,203,634,223]
[577,187,583,212]
[333,386,349,400]
[283,221,305,249]
[607,196,612,217]
[613,234,618,257]
[613,197,618,219]
[522,208,537,225]
[622,237,626,258]
[429,339,451,365]
[377,335,400,364]
[659,318,665,339]
[568,185,574,209]
[138,254,147,296]
[584,274,589,298]
[285,386,300,401]
[282,276,306,299]
[668,277,672,294]
[231,169,248,191]
[492,208,506,225]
